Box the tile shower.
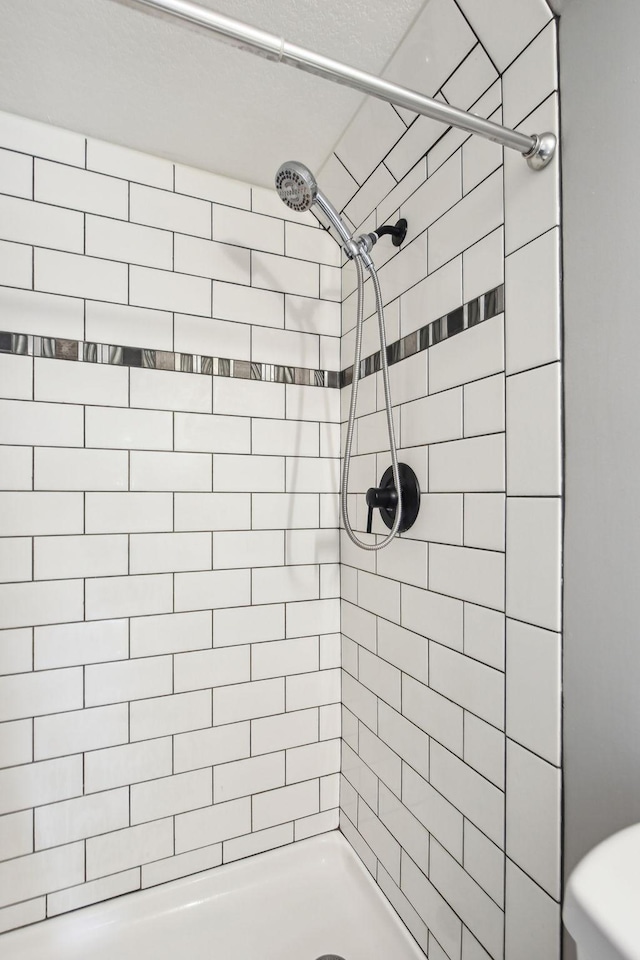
[0,0,562,958]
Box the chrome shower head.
[275,160,358,253]
[275,161,318,213]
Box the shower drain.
[315,956,346,960]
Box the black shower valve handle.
[366,484,398,534]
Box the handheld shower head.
[275,161,317,213]
[275,160,356,253]
[275,165,410,551]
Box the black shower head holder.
[375,217,408,247]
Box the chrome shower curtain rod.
[112,0,556,170]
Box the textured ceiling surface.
[0,0,428,187]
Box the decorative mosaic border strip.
[0,332,340,389]
[0,284,503,392]
[340,284,505,388]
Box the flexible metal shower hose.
[340,252,403,551]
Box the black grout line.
[505,222,559,264]
[389,104,409,134]
[500,124,509,937]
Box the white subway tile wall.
[326,1,561,957]
[0,112,341,930]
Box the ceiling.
[0,0,428,187]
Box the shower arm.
[110,0,556,171]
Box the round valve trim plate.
[377,462,420,533]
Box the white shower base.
[0,831,424,960]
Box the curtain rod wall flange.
[111,0,557,171]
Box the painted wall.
[560,0,640,955]
[0,111,342,932]
[325,0,563,957]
